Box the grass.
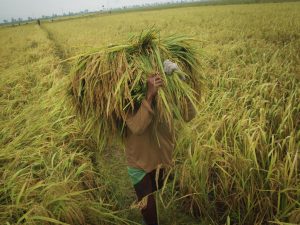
[0,1,299,225]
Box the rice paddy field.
[0,1,300,225]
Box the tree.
[3,19,8,24]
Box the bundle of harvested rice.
[70,29,202,147]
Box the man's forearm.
[146,94,154,107]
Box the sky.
[0,0,180,22]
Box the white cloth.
[163,59,179,75]
[163,59,185,80]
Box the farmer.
[124,60,196,225]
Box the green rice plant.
[70,29,202,148]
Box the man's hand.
[146,74,164,104]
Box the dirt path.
[39,23,70,74]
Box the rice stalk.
[70,29,202,148]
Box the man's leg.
[149,168,165,191]
[134,173,158,225]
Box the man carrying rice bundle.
[125,61,196,225]
[71,29,200,225]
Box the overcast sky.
[0,0,185,22]
[0,0,181,22]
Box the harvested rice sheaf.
[70,29,202,147]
